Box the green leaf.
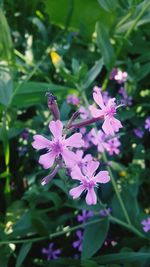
[82,58,103,89]
[15,243,32,267]
[45,0,114,39]
[12,81,74,108]
[81,217,109,259]
[0,8,14,61]
[0,64,13,106]
[93,252,150,264]
[96,22,115,70]
[98,0,118,12]
[0,246,11,267]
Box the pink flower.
[75,150,92,169]
[83,130,93,149]
[114,70,128,84]
[79,106,89,119]
[105,137,121,155]
[90,128,108,153]
[90,86,122,136]
[32,120,84,169]
[67,94,80,106]
[69,161,110,205]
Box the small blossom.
[77,210,94,224]
[145,117,150,132]
[118,87,132,106]
[133,128,144,138]
[67,94,80,106]
[100,208,112,217]
[115,70,128,84]
[79,106,89,119]
[90,128,108,153]
[105,137,121,155]
[74,150,92,170]
[83,130,93,149]
[69,161,110,205]
[72,230,83,252]
[109,68,118,80]
[141,218,150,232]
[20,129,29,140]
[90,86,123,136]
[42,243,61,260]
[32,120,84,170]
[103,91,111,105]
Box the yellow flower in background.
[119,171,126,177]
[50,51,62,67]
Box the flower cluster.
[110,68,128,84]
[32,88,124,205]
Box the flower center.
[52,140,63,155]
[106,106,116,117]
[84,179,96,189]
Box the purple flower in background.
[109,68,118,80]
[145,117,150,132]
[103,91,110,105]
[42,243,61,260]
[21,129,29,140]
[100,208,112,217]
[141,218,150,232]
[79,106,89,119]
[90,86,123,136]
[133,128,144,138]
[119,87,132,106]
[75,150,93,170]
[69,161,110,205]
[77,210,94,224]
[105,137,121,155]
[72,230,83,252]
[67,94,80,106]
[83,130,93,149]
[90,128,108,153]
[32,120,84,169]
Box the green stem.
[103,152,131,225]
[109,215,145,239]
[0,218,102,245]
[0,214,146,245]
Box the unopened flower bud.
[46,92,60,120]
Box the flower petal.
[94,171,110,183]
[39,151,56,169]
[61,148,77,167]
[102,117,114,135]
[49,120,63,138]
[70,166,85,181]
[86,188,97,205]
[32,135,52,150]
[69,185,85,199]
[89,105,104,118]
[86,161,99,178]
[93,86,105,109]
[83,154,93,163]
[65,133,84,148]
[111,117,122,132]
